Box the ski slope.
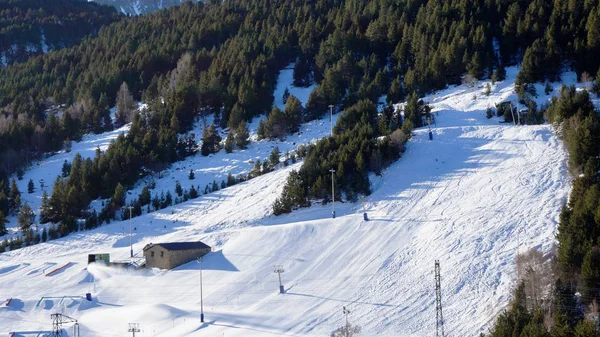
[0,69,575,337]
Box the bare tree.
[516,248,555,311]
[330,323,361,337]
[115,82,136,126]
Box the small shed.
[143,241,211,270]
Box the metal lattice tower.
[50,313,79,337]
[435,260,444,337]
[128,323,141,337]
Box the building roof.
[143,241,211,251]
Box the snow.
[5,124,130,233]
[273,63,315,110]
[0,66,588,337]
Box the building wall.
[144,246,211,269]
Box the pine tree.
[27,179,34,194]
[492,64,506,83]
[594,66,600,95]
[0,211,7,236]
[227,173,236,186]
[201,124,222,156]
[39,190,50,224]
[139,186,151,206]
[112,183,126,210]
[270,147,281,168]
[224,132,234,153]
[235,120,250,149]
[257,119,266,140]
[9,178,21,215]
[486,107,493,119]
[188,169,195,180]
[581,247,600,303]
[41,227,47,242]
[175,180,183,197]
[283,87,290,104]
[17,203,35,231]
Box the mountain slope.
[0,69,572,336]
[90,0,201,15]
[0,0,121,66]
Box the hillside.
[0,0,121,66]
[0,70,574,336]
[91,0,201,15]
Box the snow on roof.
[144,241,211,251]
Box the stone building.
[143,241,211,269]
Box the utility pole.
[198,257,204,322]
[343,306,350,337]
[330,169,336,219]
[129,205,134,258]
[128,323,140,337]
[328,105,334,136]
[274,265,285,294]
[435,260,444,337]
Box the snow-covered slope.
[0,67,576,336]
[90,0,201,15]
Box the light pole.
[128,206,133,258]
[330,169,335,219]
[328,105,334,136]
[198,257,204,323]
[343,306,350,337]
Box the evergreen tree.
[581,247,600,303]
[201,125,222,156]
[283,87,290,104]
[224,132,234,153]
[270,147,281,168]
[175,180,183,197]
[27,179,34,194]
[486,107,494,119]
[41,227,47,242]
[9,178,21,215]
[39,190,50,224]
[235,121,250,149]
[112,183,126,210]
[188,169,195,180]
[139,186,151,206]
[189,185,198,199]
[227,173,236,186]
[492,64,506,83]
[17,203,35,231]
[0,211,7,235]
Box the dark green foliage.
[227,173,236,187]
[188,169,195,180]
[0,0,120,66]
[17,203,35,231]
[260,101,302,140]
[492,64,506,83]
[580,247,600,303]
[235,121,250,149]
[27,179,34,194]
[270,147,281,168]
[274,99,409,215]
[139,186,151,206]
[486,108,494,119]
[224,132,234,153]
[175,181,183,197]
[0,211,7,236]
[61,160,71,178]
[201,125,222,156]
